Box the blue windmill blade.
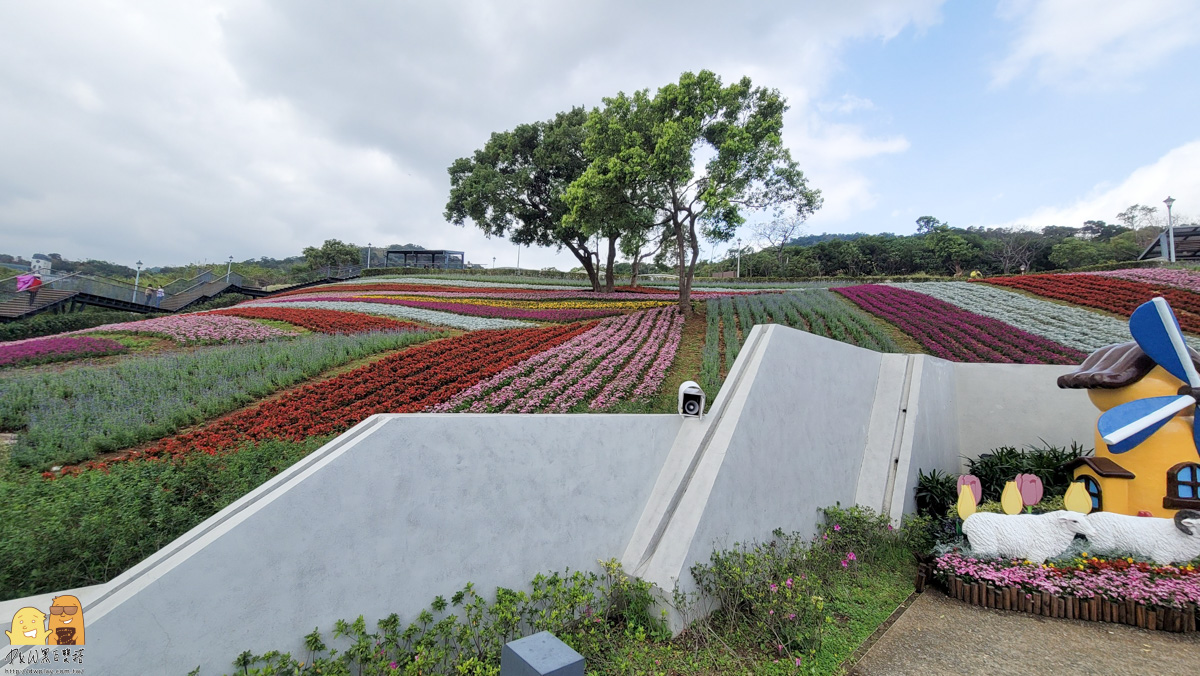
[1099,394,1196,453]
[1130,297,1200,388]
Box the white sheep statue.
[1084,510,1200,565]
[963,510,1094,563]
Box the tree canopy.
[565,70,821,313]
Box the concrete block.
[501,631,584,676]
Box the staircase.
[0,289,79,319]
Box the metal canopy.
[384,249,465,269]
[1137,226,1200,261]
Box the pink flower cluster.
[588,309,683,409]
[935,552,1200,608]
[428,308,681,413]
[81,314,294,344]
[0,335,127,367]
[1086,268,1200,293]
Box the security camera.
[678,381,705,418]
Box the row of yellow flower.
[356,294,673,310]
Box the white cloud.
[993,139,1200,228]
[818,94,876,114]
[993,0,1200,88]
[0,0,944,270]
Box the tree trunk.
[630,257,641,288]
[563,240,601,292]
[604,235,618,293]
[675,219,691,315]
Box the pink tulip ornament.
[956,475,982,505]
[1016,474,1044,510]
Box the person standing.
[144,285,154,305]
[155,286,165,308]
[26,273,42,306]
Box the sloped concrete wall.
[680,327,881,578]
[82,414,681,674]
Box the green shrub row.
[0,436,330,599]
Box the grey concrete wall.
[953,363,1095,460]
[83,414,681,675]
[890,356,960,516]
[679,326,881,590]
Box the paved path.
[849,589,1200,675]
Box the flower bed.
[207,307,423,334]
[1085,268,1200,293]
[253,300,534,329]
[58,323,590,473]
[0,335,128,368]
[888,282,1148,352]
[982,274,1200,333]
[80,313,294,344]
[931,551,1200,632]
[431,307,684,413]
[274,296,617,322]
[835,285,1085,364]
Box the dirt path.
[848,589,1200,675]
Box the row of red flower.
[55,322,592,475]
[207,306,423,334]
[982,274,1200,333]
[271,282,538,298]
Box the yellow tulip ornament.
[1063,481,1093,514]
[956,484,977,519]
[1000,481,1023,515]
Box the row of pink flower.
[935,552,1200,608]
[429,308,678,413]
[545,308,681,412]
[0,335,128,367]
[596,308,684,407]
[1085,268,1200,293]
[79,314,295,344]
[265,295,619,321]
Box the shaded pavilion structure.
[385,249,465,269]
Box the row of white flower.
[244,300,534,330]
[886,282,1146,352]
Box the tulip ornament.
[1015,473,1044,513]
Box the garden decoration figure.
[1000,481,1023,515]
[1084,509,1200,565]
[1016,474,1043,512]
[1059,296,1200,517]
[962,511,1094,564]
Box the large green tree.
[565,70,820,314]
[445,108,606,291]
[302,239,361,269]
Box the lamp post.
[132,260,143,302]
[736,238,742,278]
[1165,196,1176,263]
[226,255,233,282]
[516,244,521,275]
[492,256,496,270]
[366,242,372,269]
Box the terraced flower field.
[3,267,1196,600]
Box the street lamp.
[736,238,742,278]
[1165,196,1176,263]
[492,256,496,270]
[366,242,372,270]
[132,260,143,302]
[226,255,234,282]
[516,243,521,275]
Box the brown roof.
[1065,456,1135,479]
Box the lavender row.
[264,295,619,321]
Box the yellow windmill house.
[1058,298,1200,518]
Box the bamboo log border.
[914,562,1197,633]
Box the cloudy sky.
[2,0,1198,271]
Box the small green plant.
[915,468,957,517]
[965,441,1090,502]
